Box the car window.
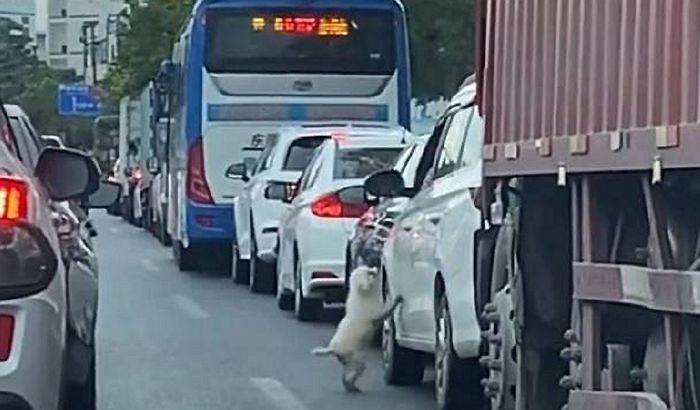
[283,136,327,171]
[392,144,416,174]
[9,117,39,168]
[433,107,472,179]
[253,135,278,174]
[459,108,483,168]
[401,143,425,189]
[333,147,403,179]
[414,117,446,190]
[0,107,18,156]
[298,146,324,192]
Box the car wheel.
[435,293,483,410]
[294,258,320,321]
[249,231,275,294]
[232,245,250,285]
[277,279,294,311]
[174,240,197,272]
[64,352,96,410]
[382,286,424,385]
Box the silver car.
[0,103,119,410]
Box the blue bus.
[167,0,411,271]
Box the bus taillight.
[186,136,214,204]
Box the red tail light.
[0,315,13,361]
[187,137,214,204]
[311,192,369,218]
[312,271,337,279]
[0,177,27,222]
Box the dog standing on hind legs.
[312,265,403,392]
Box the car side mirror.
[364,170,405,199]
[88,180,122,208]
[225,163,249,182]
[35,148,100,201]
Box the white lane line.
[251,378,311,410]
[171,294,209,319]
[142,259,160,272]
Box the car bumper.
[303,262,347,303]
[0,292,65,410]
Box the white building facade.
[47,0,127,83]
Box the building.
[0,0,47,60]
[47,0,127,83]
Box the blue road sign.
[57,84,103,117]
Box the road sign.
[57,84,103,117]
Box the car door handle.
[402,226,413,232]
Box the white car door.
[279,147,325,282]
[235,140,276,259]
[405,106,475,344]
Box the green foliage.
[0,17,94,149]
[104,0,193,102]
[404,0,476,99]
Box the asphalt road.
[92,211,435,410]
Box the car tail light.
[187,136,214,204]
[0,177,27,221]
[311,192,369,218]
[0,315,13,361]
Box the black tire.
[277,289,294,311]
[174,240,198,272]
[232,245,250,285]
[158,218,172,247]
[382,291,424,385]
[435,293,484,410]
[249,231,275,294]
[64,354,96,410]
[294,258,321,322]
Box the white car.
[0,103,118,410]
[276,127,411,321]
[230,125,329,293]
[365,80,486,410]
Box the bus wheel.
[174,241,198,272]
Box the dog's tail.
[311,346,334,357]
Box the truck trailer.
[475,0,700,409]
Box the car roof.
[328,135,411,150]
[3,104,27,118]
[446,76,476,109]
[278,123,408,139]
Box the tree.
[104,0,192,104]
[405,0,477,99]
[0,17,94,148]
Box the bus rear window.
[283,136,327,171]
[205,9,395,75]
[333,147,402,179]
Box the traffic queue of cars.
[0,100,121,410]
[132,77,485,410]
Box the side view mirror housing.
[265,184,287,201]
[88,180,122,208]
[35,148,100,201]
[364,170,405,199]
[225,163,249,182]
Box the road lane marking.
[142,259,160,272]
[171,294,209,319]
[251,378,310,410]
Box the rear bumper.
[186,201,234,242]
[0,289,65,410]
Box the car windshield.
[283,136,327,171]
[333,147,403,179]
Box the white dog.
[312,266,403,392]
